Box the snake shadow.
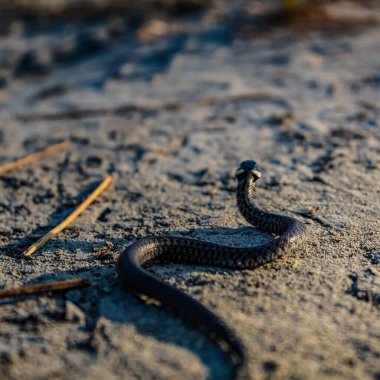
[0,227,275,379]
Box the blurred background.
[0,0,378,117]
[0,0,378,190]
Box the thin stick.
[23,175,114,257]
[0,141,69,175]
[0,278,90,300]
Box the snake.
[117,160,307,379]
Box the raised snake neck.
[117,161,307,379]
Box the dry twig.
[0,278,90,300]
[0,141,68,175]
[23,175,115,257]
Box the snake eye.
[235,168,245,177]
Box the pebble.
[65,301,86,324]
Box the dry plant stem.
[0,141,68,175]
[23,175,115,257]
[0,278,91,300]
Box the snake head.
[235,160,261,181]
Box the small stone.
[65,301,86,324]
[265,174,281,187]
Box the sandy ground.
[0,1,379,379]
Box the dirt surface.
[0,1,379,379]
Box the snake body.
[117,160,306,379]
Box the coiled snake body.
[117,160,306,379]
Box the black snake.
[117,160,307,379]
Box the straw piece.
[0,278,90,300]
[23,175,114,257]
[0,141,68,175]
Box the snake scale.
[117,160,307,379]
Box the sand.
[0,1,379,379]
